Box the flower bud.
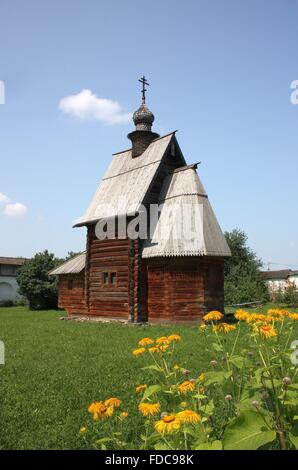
[210,360,218,366]
[182,369,191,375]
[225,394,233,402]
[282,376,292,386]
[260,390,269,401]
[251,400,259,408]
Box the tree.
[16,250,60,310]
[224,229,268,304]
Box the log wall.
[87,226,131,318]
[146,257,224,323]
[58,273,87,315]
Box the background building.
[0,257,26,304]
[262,269,298,292]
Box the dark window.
[68,279,74,290]
[110,272,117,285]
[103,272,109,285]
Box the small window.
[68,279,74,290]
[103,272,109,285]
[110,272,117,285]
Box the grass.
[0,305,297,450]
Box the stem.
[231,322,241,357]
[184,430,188,450]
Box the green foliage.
[16,250,60,310]
[85,309,298,450]
[224,229,268,304]
[1,306,297,450]
[223,410,275,450]
[272,283,298,308]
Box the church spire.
[128,76,159,158]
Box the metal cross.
[138,76,149,104]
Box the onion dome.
[133,103,155,131]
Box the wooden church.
[50,78,231,323]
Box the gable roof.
[74,132,177,227]
[262,269,298,280]
[49,252,86,275]
[0,256,27,266]
[142,166,231,258]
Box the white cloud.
[59,89,132,125]
[4,202,28,217]
[0,192,10,204]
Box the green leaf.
[212,343,223,352]
[289,422,298,449]
[203,399,215,416]
[223,410,276,450]
[229,355,249,369]
[205,371,232,386]
[195,440,222,450]
[142,385,162,402]
[141,365,163,373]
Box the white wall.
[0,276,20,302]
[288,274,298,288]
[266,277,298,292]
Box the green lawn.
[0,306,297,450]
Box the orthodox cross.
[138,76,149,104]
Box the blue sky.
[0,0,297,268]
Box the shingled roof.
[49,252,86,275]
[74,132,179,227]
[0,257,27,266]
[72,130,230,259]
[262,269,298,280]
[142,166,231,258]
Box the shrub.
[271,283,298,308]
[16,250,60,310]
[224,229,268,304]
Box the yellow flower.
[174,364,181,370]
[154,414,181,434]
[178,380,196,394]
[234,309,249,321]
[104,397,121,408]
[138,337,154,347]
[246,313,267,323]
[80,427,87,433]
[88,401,114,420]
[199,323,207,330]
[149,344,168,353]
[289,313,298,321]
[198,372,205,382]
[158,344,169,352]
[213,323,236,334]
[121,412,129,418]
[168,334,181,342]
[138,402,160,417]
[179,401,188,408]
[176,409,201,424]
[267,309,288,318]
[263,315,274,323]
[203,311,224,322]
[255,324,277,339]
[132,347,146,357]
[156,336,170,345]
[136,384,148,394]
